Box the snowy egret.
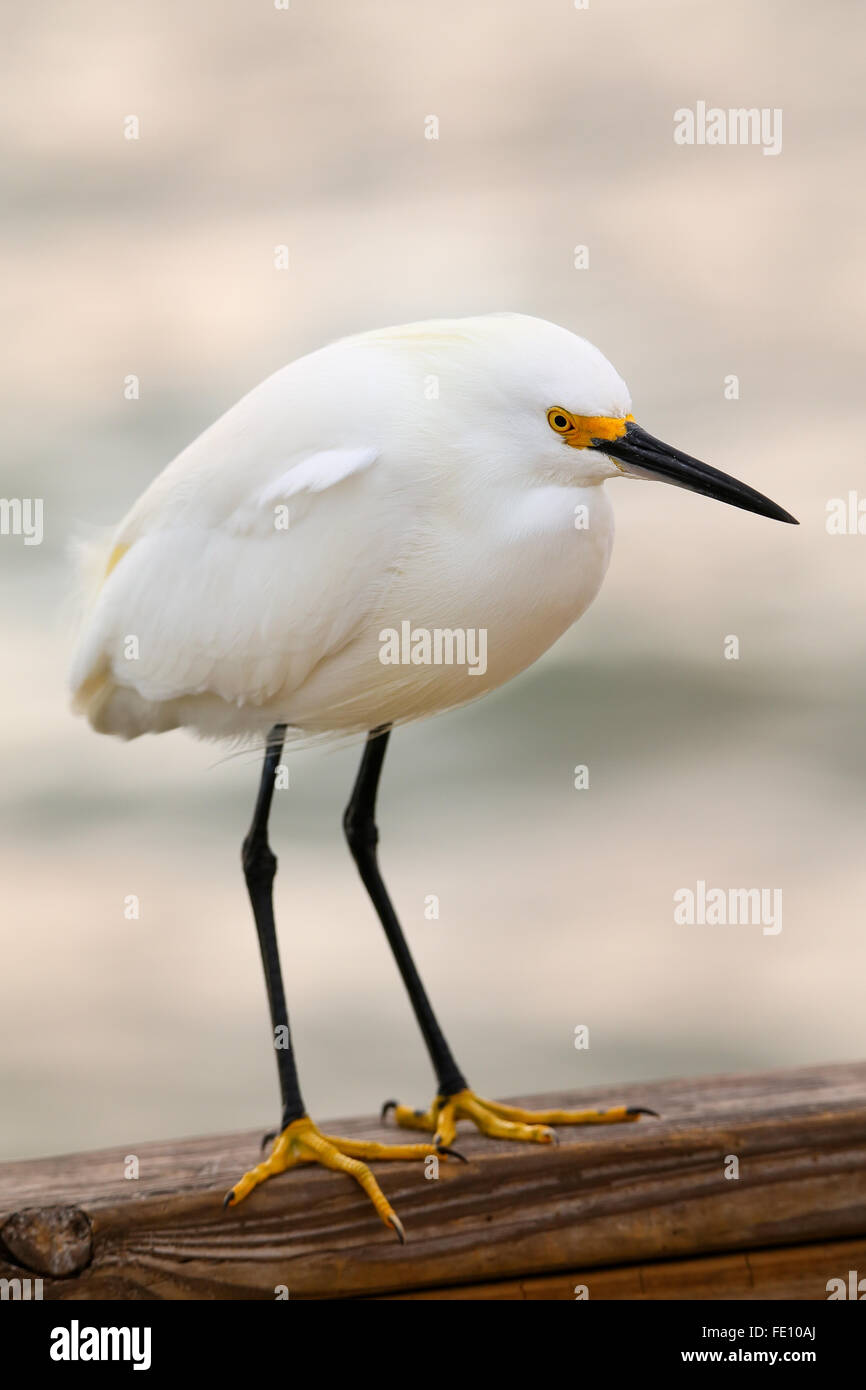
[70,313,796,1240]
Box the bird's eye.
[548,409,572,433]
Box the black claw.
[222,1191,235,1210]
[260,1129,277,1153]
[437,1144,468,1164]
[627,1106,660,1118]
[381,1099,398,1121]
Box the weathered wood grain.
[379,1236,866,1300]
[1,1062,864,1300]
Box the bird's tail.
[67,529,126,730]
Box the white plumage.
[69,314,627,743]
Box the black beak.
[597,421,798,525]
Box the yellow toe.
[479,1097,650,1126]
[384,1100,438,1133]
[457,1090,554,1143]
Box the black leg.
[242,723,306,1128]
[343,726,468,1099]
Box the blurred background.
[2,0,864,1161]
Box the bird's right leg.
[223,724,446,1241]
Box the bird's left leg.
[345,727,656,1150]
[223,724,448,1241]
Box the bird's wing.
[69,442,414,732]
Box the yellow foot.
[222,1116,460,1241]
[382,1088,658,1147]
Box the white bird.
[69,313,796,1240]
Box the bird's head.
[408,314,796,524]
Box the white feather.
[69,314,626,741]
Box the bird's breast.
[333,483,610,718]
[449,482,614,678]
[282,482,614,733]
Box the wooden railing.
[1,1062,864,1300]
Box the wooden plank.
[379,1236,866,1300]
[1,1062,865,1300]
